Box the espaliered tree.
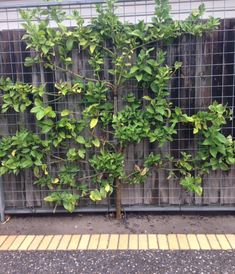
[0,0,234,218]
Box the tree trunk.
[115,179,122,219]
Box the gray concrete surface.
[0,250,234,274]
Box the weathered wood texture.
[1,19,235,210]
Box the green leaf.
[33,166,40,178]
[42,45,49,55]
[36,110,45,120]
[130,29,142,38]
[215,133,227,144]
[92,138,100,148]
[78,149,86,159]
[100,187,107,199]
[21,159,33,168]
[90,118,98,129]
[226,157,235,165]
[136,74,143,82]
[174,61,182,70]
[30,106,41,113]
[130,66,139,74]
[210,147,217,158]
[66,38,74,51]
[63,200,75,213]
[76,136,86,144]
[24,57,35,67]
[143,66,152,75]
[61,109,70,117]
[195,186,203,196]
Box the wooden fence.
[0,19,235,212]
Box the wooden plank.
[167,41,181,205]
[178,34,196,205]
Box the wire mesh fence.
[0,0,235,217]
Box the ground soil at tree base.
[1,213,235,234]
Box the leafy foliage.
[0,130,49,176]
[0,0,232,214]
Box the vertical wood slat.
[168,39,181,205]
[194,33,215,205]
[220,19,235,205]
[178,34,196,205]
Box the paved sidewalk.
[0,234,234,251]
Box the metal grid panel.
[0,0,235,216]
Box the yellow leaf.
[142,96,151,101]
[52,178,60,184]
[193,128,198,134]
[61,109,70,117]
[90,44,96,54]
[140,167,149,176]
[11,150,17,157]
[104,184,111,192]
[90,118,98,129]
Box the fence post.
[0,177,5,222]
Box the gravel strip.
[0,250,234,274]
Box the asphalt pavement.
[0,250,234,274]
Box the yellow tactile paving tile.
[0,235,8,247]
[37,235,53,251]
[57,235,72,250]
[8,235,26,251]
[148,234,158,249]
[88,234,100,250]
[216,234,232,250]
[107,234,119,250]
[0,236,17,250]
[206,234,221,250]
[0,234,234,251]
[139,234,148,250]
[97,234,109,249]
[177,234,190,250]
[157,234,169,250]
[77,234,90,250]
[118,234,128,250]
[129,234,138,250]
[27,235,44,251]
[197,234,211,250]
[68,235,81,250]
[187,234,200,250]
[47,235,62,250]
[225,234,235,249]
[168,234,179,250]
[18,235,35,251]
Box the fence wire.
[0,0,235,216]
